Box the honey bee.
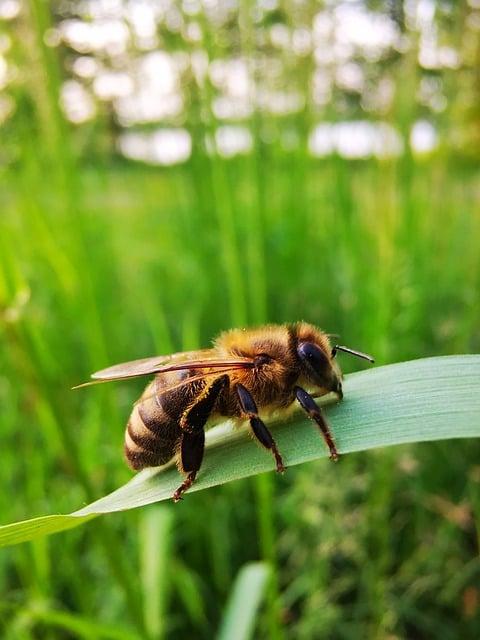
[76,322,373,501]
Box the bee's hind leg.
[235,383,285,473]
[173,430,205,502]
[173,374,229,502]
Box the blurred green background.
[1,1,479,638]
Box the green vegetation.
[1,1,479,638]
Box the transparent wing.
[73,348,254,389]
[133,366,239,407]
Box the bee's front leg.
[295,386,339,461]
[236,383,285,473]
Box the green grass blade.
[140,507,173,639]
[216,562,271,640]
[0,514,97,547]
[1,355,479,548]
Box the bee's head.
[294,322,374,397]
[297,340,343,397]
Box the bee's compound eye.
[297,342,329,374]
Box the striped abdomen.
[124,372,206,470]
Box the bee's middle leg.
[235,383,285,473]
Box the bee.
[76,322,373,501]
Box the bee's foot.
[172,471,196,503]
[329,450,339,462]
[274,451,286,473]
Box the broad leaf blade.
[1,355,479,548]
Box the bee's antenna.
[331,345,375,363]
